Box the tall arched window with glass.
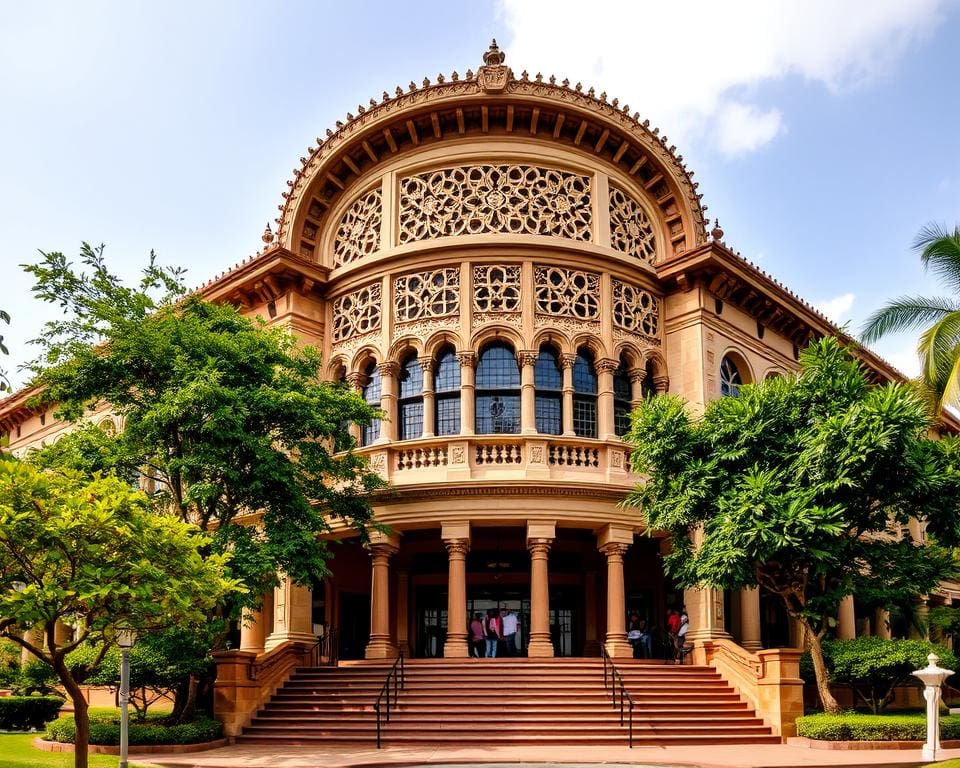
[572,350,598,438]
[613,358,632,437]
[434,347,461,436]
[361,362,382,446]
[534,347,562,435]
[720,355,743,397]
[398,353,423,440]
[475,343,520,434]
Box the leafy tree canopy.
[624,337,960,712]
[23,244,385,601]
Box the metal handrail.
[373,650,405,749]
[600,645,634,748]
[310,627,338,667]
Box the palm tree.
[861,223,960,412]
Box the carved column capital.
[444,538,470,557]
[596,358,619,375]
[367,542,399,562]
[653,374,670,393]
[345,371,367,391]
[628,367,647,384]
[378,361,401,377]
[420,358,437,375]
[517,350,539,368]
[560,353,577,370]
[527,538,553,557]
[599,542,630,560]
[456,350,477,369]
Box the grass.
[0,732,149,768]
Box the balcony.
[356,434,636,488]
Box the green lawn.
[0,733,149,768]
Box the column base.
[527,637,555,657]
[442,638,470,658]
[264,631,317,653]
[604,637,634,659]
[365,637,398,659]
[741,639,764,652]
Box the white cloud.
[498,0,945,156]
[815,292,856,324]
[880,345,922,378]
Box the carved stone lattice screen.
[473,265,521,313]
[609,185,657,264]
[394,268,461,323]
[534,266,600,319]
[398,165,592,244]
[332,282,382,342]
[333,188,382,266]
[613,280,659,338]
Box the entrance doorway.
[338,591,370,660]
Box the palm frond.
[917,311,960,401]
[915,222,960,295]
[860,296,960,343]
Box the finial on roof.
[711,219,724,242]
[262,223,275,245]
[483,39,505,66]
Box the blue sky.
[2,0,958,389]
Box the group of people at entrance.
[470,607,519,657]
[627,606,689,662]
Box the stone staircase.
[237,657,780,746]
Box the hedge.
[0,696,65,730]
[45,715,222,745]
[797,712,960,741]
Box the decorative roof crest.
[478,39,511,93]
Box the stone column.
[518,350,538,435]
[837,595,856,640]
[346,372,365,446]
[442,521,471,658]
[527,520,556,657]
[265,574,315,650]
[457,351,476,436]
[53,620,72,648]
[21,625,43,665]
[874,608,892,640]
[596,358,618,441]
[561,353,576,437]
[421,359,436,438]
[653,374,670,395]
[685,585,732,649]
[911,596,930,640]
[583,569,600,656]
[377,361,400,444]
[366,532,400,659]
[239,601,267,654]
[396,569,411,657]
[598,523,634,658]
[629,367,647,407]
[739,587,763,652]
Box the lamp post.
[116,629,135,768]
[912,652,954,762]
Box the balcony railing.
[359,434,635,487]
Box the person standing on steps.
[501,606,518,657]
[484,607,502,658]
[470,612,485,658]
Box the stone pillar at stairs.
[527,520,555,657]
[442,520,471,658]
[265,574,315,651]
[739,587,763,652]
[598,523,634,658]
[365,531,400,659]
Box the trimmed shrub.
[0,695,65,730]
[797,712,960,741]
[13,659,59,695]
[45,714,222,745]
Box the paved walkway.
[138,743,960,768]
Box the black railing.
[600,645,634,748]
[310,627,338,667]
[373,650,405,748]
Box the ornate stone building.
[3,42,957,737]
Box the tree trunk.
[57,673,90,768]
[801,617,841,714]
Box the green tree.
[0,307,10,393]
[862,223,960,411]
[624,337,960,714]
[0,457,238,768]
[22,243,384,718]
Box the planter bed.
[789,735,960,751]
[34,736,228,755]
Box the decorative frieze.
[534,266,600,320]
[612,279,659,338]
[398,164,592,243]
[394,268,460,322]
[333,188,382,266]
[332,282,382,342]
[609,185,657,264]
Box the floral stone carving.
[332,281,382,342]
[394,268,460,322]
[333,187,382,266]
[613,279,659,338]
[534,266,600,320]
[609,185,657,264]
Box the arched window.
[534,347,562,435]
[642,359,657,398]
[398,353,423,441]
[573,350,598,438]
[613,357,632,437]
[476,343,520,434]
[434,347,461,436]
[720,355,743,397]
[361,361,382,446]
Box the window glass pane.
[363,419,381,445]
[363,367,381,404]
[399,355,422,398]
[436,395,461,436]
[613,365,631,399]
[535,350,562,390]
[615,404,631,437]
[399,400,423,441]
[573,353,597,394]
[476,344,519,388]
[476,394,520,434]
[720,356,743,397]
[573,396,597,438]
[535,395,562,435]
[435,350,460,392]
